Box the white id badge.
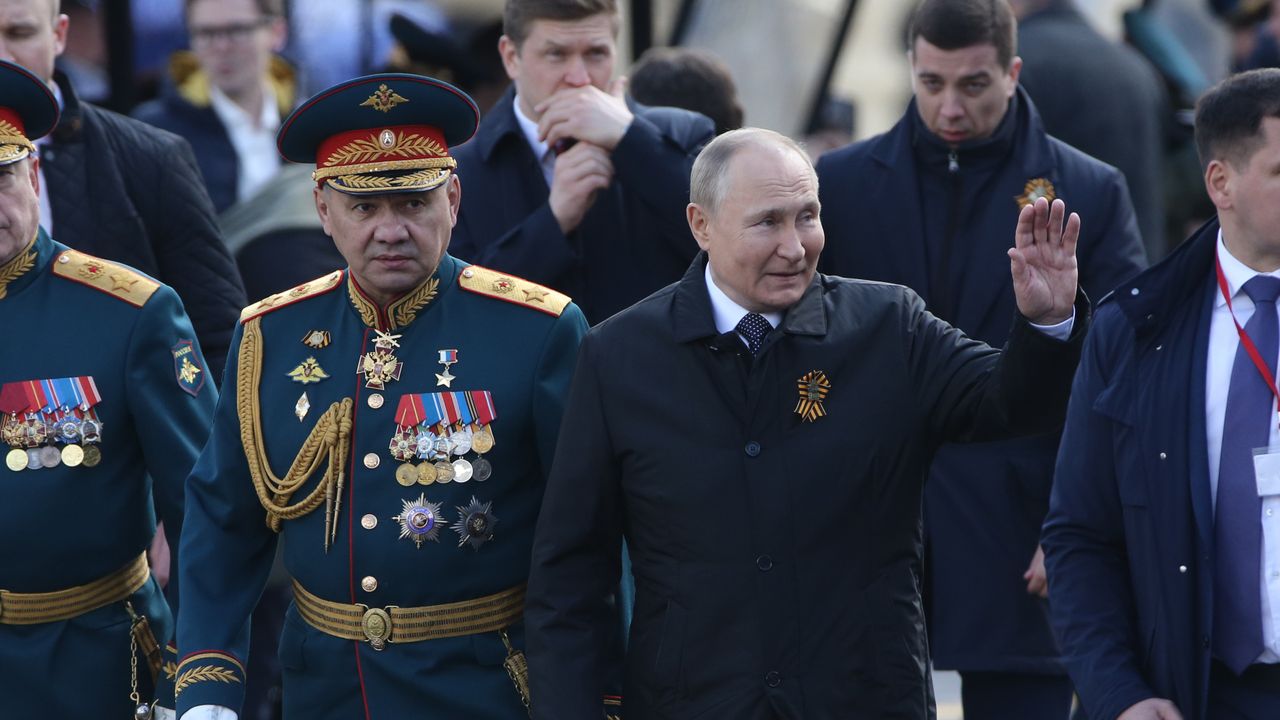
[1255,447,1280,497]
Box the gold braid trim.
[323,131,447,167]
[174,666,239,694]
[0,238,35,300]
[238,317,353,551]
[313,156,455,181]
[389,276,439,329]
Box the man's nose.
[563,56,590,87]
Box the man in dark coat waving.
[526,126,1089,720]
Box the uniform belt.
[292,581,525,650]
[0,553,150,625]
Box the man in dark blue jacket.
[449,0,713,324]
[816,1,1146,717]
[1045,68,1280,720]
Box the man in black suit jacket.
[526,127,1089,720]
[3,0,246,381]
[449,0,713,324]
[816,3,1146,716]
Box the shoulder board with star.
[457,265,571,317]
[50,249,160,307]
[240,270,344,323]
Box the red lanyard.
[1216,248,1280,428]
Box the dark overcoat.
[449,88,713,324]
[815,89,1145,673]
[526,254,1088,719]
[1044,219,1224,720]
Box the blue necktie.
[1213,274,1280,674]
[735,313,772,355]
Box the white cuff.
[179,706,238,720]
[1029,308,1075,340]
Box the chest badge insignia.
[287,357,330,384]
[357,331,403,390]
[393,494,445,548]
[1016,178,1056,209]
[302,330,331,349]
[795,370,831,423]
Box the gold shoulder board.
[51,249,160,307]
[457,265,571,317]
[240,270,344,323]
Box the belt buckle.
[358,604,396,650]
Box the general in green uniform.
[175,74,589,719]
[0,60,217,719]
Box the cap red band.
[316,124,449,172]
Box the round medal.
[395,463,417,487]
[39,446,61,468]
[61,444,85,467]
[6,448,27,471]
[416,461,437,485]
[82,445,102,467]
[471,457,492,481]
[450,427,473,456]
[26,448,41,470]
[434,460,454,483]
[471,425,495,454]
[452,458,473,483]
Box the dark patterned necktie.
[1213,274,1280,673]
[735,313,773,355]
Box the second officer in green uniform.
[176,74,588,718]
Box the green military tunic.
[177,253,586,718]
[0,230,216,715]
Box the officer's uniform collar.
[0,228,52,300]
[346,253,459,331]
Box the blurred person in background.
[629,46,743,136]
[816,1,1146,717]
[1012,0,1170,260]
[384,13,510,115]
[449,0,714,325]
[0,0,245,381]
[134,0,294,214]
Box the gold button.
[462,268,474,278]
[363,453,380,469]
[57,254,69,263]
[361,514,378,530]
[367,393,384,409]
[361,576,378,592]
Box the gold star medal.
[287,357,330,384]
[795,370,831,423]
[393,494,444,548]
[1015,178,1056,209]
[436,348,458,387]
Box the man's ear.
[1204,158,1234,212]
[314,185,333,236]
[687,203,712,252]
[498,35,521,82]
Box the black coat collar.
[671,252,827,343]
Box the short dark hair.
[630,47,743,136]
[503,0,618,47]
[907,0,1017,69]
[1194,68,1280,171]
[184,0,284,19]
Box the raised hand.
[1009,196,1079,325]
[548,142,614,234]
[535,77,634,152]
[1117,698,1184,720]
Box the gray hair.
[689,127,815,212]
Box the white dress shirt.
[209,84,281,204]
[512,93,555,187]
[1206,230,1280,663]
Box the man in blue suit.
[1045,69,1280,720]
[449,0,714,324]
[815,1,1147,717]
